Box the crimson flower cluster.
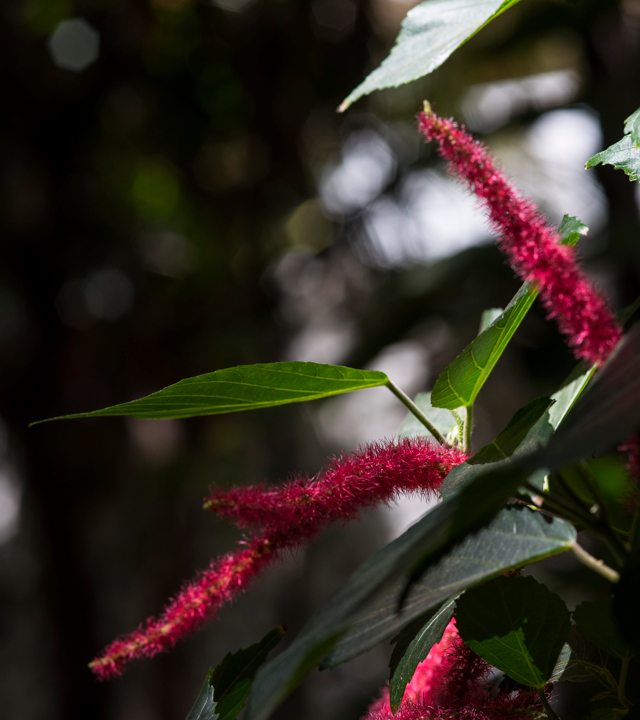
[90,438,466,679]
[364,619,541,720]
[418,106,621,366]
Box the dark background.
[1,0,639,718]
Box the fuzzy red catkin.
[204,437,467,531]
[363,619,542,720]
[418,106,622,366]
[91,438,466,679]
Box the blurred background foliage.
[0,0,639,718]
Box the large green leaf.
[550,626,606,685]
[388,597,456,712]
[339,0,521,111]
[455,575,571,689]
[431,282,537,410]
[586,106,640,182]
[324,506,575,669]
[431,214,587,411]
[32,362,388,423]
[186,627,284,720]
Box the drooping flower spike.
[418,104,622,366]
[90,438,466,679]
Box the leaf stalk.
[570,543,620,584]
[385,380,447,445]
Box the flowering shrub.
[37,2,640,720]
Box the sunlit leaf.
[186,627,284,720]
[586,107,640,182]
[431,282,537,409]
[456,575,570,689]
[339,0,521,111]
[431,214,587,411]
[31,362,388,423]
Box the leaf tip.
[337,99,349,113]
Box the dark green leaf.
[187,627,284,720]
[574,599,632,660]
[431,282,537,409]
[624,106,640,145]
[397,391,457,440]
[339,0,521,111]
[325,507,575,669]
[186,670,217,720]
[389,598,456,712]
[31,362,388,423]
[456,575,571,689]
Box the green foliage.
[323,507,575,668]
[186,627,284,720]
[431,214,588,411]
[431,282,537,410]
[586,106,640,182]
[456,575,571,689]
[388,598,456,712]
[32,362,388,422]
[339,0,521,110]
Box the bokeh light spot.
[48,18,100,72]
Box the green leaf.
[324,506,575,669]
[574,599,633,660]
[32,362,388,423]
[558,213,589,247]
[431,282,537,409]
[479,308,504,333]
[440,396,554,499]
[186,627,284,720]
[339,0,521,111]
[397,391,457,440]
[455,575,571,689]
[186,670,217,720]
[586,107,640,182]
[389,598,456,712]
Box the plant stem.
[385,380,447,445]
[570,542,620,584]
[618,653,631,707]
[538,688,561,720]
[463,403,473,454]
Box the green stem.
[538,688,561,720]
[618,653,631,707]
[463,403,473,454]
[570,542,620,584]
[385,380,447,445]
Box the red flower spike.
[363,619,541,720]
[91,438,466,679]
[204,438,467,532]
[418,105,622,365]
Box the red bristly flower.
[418,104,622,365]
[91,438,466,679]
[204,437,467,531]
[363,619,541,720]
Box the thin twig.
[463,403,473,454]
[385,379,447,445]
[570,542,620,584]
